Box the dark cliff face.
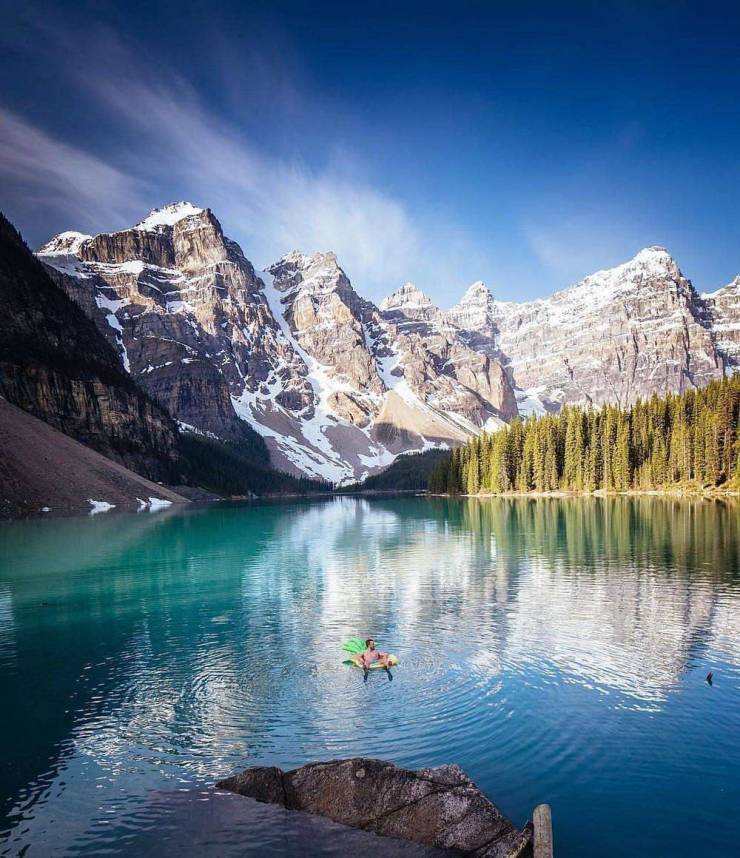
[0,214,181,481]
[80,230,175,268]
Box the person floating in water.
[358,638,394,675]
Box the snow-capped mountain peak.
[702,274,740,299]
[702,274,740,369]
[446,280,496,335]
[577,246,678,291]
[633,245,671,260]
[269,251,347,296]
[134,202,204,231]
[459,280,491,302]
[380,282,434,311]
[272,250,340,276]
[37,231,92,255]
[623,246,679,277]
[275,250,313,268]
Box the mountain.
[339,448,451,492]
[39,203,288,443]
[37,204,739,484]
[0,213,181,482]
[0,212,329,513]
[0,398,187,518]
[448,247,725,414]
[39,204,517,483]
[702,276,740,371]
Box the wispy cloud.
[0,107,147,230]
[84,66,426,285]
[520,211,655,289]
[0,19,490,302]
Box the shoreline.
[431,487,740,499]
[6,486,739,522]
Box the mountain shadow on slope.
[180,432,332,495]
[339,448,451,492]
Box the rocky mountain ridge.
[38,203,739,483]
[703,276,740,371]
[449,246,729,414]
[39,204,516,482]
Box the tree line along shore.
[428,376,740,496]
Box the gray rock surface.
[216,758,532,857]
[703,275,740,371]
[448,248,726,414]
[0,398,187,518]
[126,787,456,857]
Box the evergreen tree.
[426,377,740,495]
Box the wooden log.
[533,803,553,858]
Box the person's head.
[365,638,376,650]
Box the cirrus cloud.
[0,18,491,304]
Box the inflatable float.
[342,638,399,669]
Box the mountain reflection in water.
[1,496,738,857]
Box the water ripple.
[1,496,739,857]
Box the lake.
[1,496,738,857]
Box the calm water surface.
[1,496,739,857]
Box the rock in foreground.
[217,758,533,857]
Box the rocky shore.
[217,758,544,857]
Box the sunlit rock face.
[267,251,384,428]
[446,280,501,359]
[703,275,740,372]
[448,249,725,414]
[379,282,519,431]
[40,204,303,442]
[39,207,516,483]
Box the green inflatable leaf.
[342,638,367,654]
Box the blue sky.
[1,0,738,303]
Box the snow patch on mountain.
[381,282,435,311]
[134,202,204,231]
[38,231,91,255]
[515,386,549,417]
[229,268,391,484]
[95,291,131,372]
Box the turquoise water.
[1,496,739,857]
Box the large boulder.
[217,758,533,857]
